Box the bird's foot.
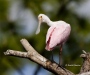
[59,65,67,72]
[51,59,56,63]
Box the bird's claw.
[59,65,67,72]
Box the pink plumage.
[45,21,71,51]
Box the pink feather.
[45,21,71,51]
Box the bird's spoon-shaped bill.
[35,21,41,34]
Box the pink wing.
[46,25,56,43]
[46,24,71,51]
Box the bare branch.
[79,51,90,74]
[4,50,28,58]
[82,50,87,54]
[20,38,34,52]
[78,72,90,75]
[4,39,90,75]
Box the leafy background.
[0,0,90,75]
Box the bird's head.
[38,14,49,22]
[36,14,50,34]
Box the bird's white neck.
[48,21,53,26]
[45,19,53,27]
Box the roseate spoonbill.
[36,14,71,65]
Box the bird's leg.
[59,45,67,73]
[51,50,55,62]
[59,45,62,66]
[51,50,53,61]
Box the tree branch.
[4,39,90,75]
[79,50,90,74]
[4,50,28,58]
[78,72,90,75]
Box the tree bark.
[79,50,90,74]
[4,39,90,75]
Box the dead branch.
[4,39,90,75]
[80,50,90,74]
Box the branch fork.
[4,39,90,75]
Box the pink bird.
[36,14,71,65]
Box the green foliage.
[0,0,8,21]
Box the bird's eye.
[40,16,42,18]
